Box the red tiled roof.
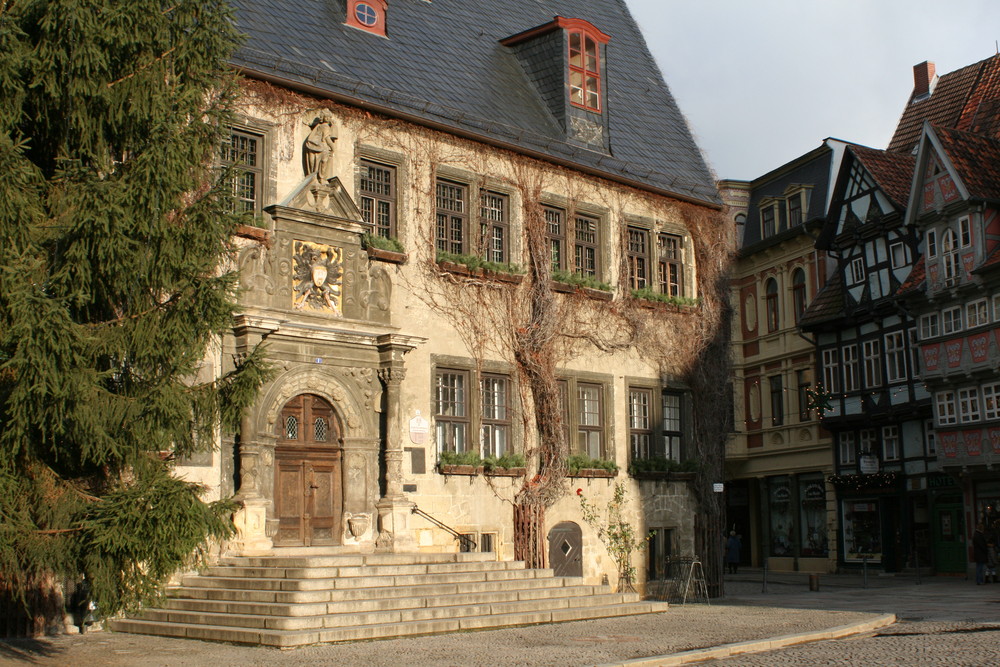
[933,125,1000,202]
[848,145,915,209]
[888,55,1000,154]
[896,255,925,296]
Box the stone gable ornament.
[303,109,338,182]
[292,240,343,313]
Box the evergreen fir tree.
[0,0,269,623]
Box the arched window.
[791,268,807,323]
[765,278,779,332]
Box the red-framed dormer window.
[563,19,610,112]
[346,0,387,37]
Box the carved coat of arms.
[292,240,343,313]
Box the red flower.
[576,488,583,496]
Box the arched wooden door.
[273,394,343,547]
[548,521,583,577]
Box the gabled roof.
[229,0,720,207]
[889,54,1000,155]
[932,125,1000,202]
[847,145,915,209]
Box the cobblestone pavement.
[0,605,877,667]
[2,572,998,666]
[703,621,1000,666]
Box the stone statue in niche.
[292,240,344,313]
[303,109,338,181]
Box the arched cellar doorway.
[273,394,343,546]
[548,521,583,577]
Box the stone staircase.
[109,552,665,647]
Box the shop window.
[798,475,828,557]
[768,477,793,557]
[842,499,883,563]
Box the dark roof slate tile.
[230,0,719,206]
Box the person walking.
[973,523,988,585]
[726,531,742,575]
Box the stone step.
[111,601,664,647]
[168,573,574,604]
[138,592,636,631]
[162,582,610,617]
[203,559,523,580]
[219,552,496,568]
[180,567,550,592]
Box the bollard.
[862,555,869,589]
[808,573,820,591]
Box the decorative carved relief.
[238,245,275,296]
[292,240,344,313]
[346,513,371,539]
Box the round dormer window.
[355,3,378,26]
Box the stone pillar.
[374,335,422,552]
[231,416,274,554]
[229,315,281,554]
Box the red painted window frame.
[564,18,609,112]
[346,0,387,37]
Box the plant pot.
[551,281,613,301]
[366,246,408,264]
[483,467,526,477]
[483,269,524,285]
[568,468,618,478]
[437,260,473,276]
[439,464,480,476]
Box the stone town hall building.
[117,0,727,641]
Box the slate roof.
[888,54,1000,155]
[797,270,846,329]
[229,0,720,207]
[933,125,1000,203]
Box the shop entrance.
[932,495,966,573]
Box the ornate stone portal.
[229,150,423,554]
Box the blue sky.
[625,0,1000,180]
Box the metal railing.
[411,505,477,551]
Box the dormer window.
[346,0,387,36]
[569,29,601,111]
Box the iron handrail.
[411,505,477,551]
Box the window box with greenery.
[363,233,407,264]
[551,270,613,300]
[630,288,699,310]
[483,453,527,477]
[436,251,524,283]
[567,454,618,478]
[628,457,698,480]
[437,450,484,475]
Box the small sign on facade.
[713,483,725,493]
[409,410,429,444]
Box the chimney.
[913,61,936,99]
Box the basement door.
[273,394,343,547]
[548,521,583,577]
